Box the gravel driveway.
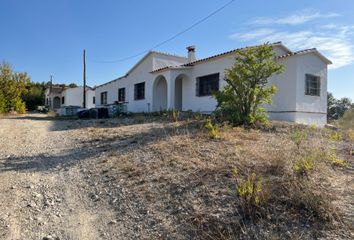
[0,114,120,240]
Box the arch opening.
[153,76,168,112]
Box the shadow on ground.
[10,114,179,132]
[0,120,201,173]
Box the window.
[118,88,126,102]
[61,97,65,104]
[134,82,145,100]
[101,92,108,105]
[196,73,220,96]
[305,74,321,96]
[93,96,95,105]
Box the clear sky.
[1,0,353,100]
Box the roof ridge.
[150,50,188,59]
[183,42,285,66]
[151,42,286,73]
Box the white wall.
[94,52,188,113]
[94,45,329,125]
[95,54,154,112]
[295,54,328,112]
[62,87,95,109]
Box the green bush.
[0,92,6,114]
[0,62,30,114]
[12,98,26,114]
[214,44,284,126]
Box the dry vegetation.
[74,113,353,239]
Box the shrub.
[233,170,263,219]
[205,118,218,139]
[214,43,284,126]
[326,145,345,167]
[348,130,354,156]
[293,152,318,176]
[289,129,309,149]
[12,98,26,114]
[326,131,342,141]
[338,108,354,129]
[0,92,5,114]
[0,62,30,114]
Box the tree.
[327,92,353,121]
[214,44,284,125]
[338,108,354,129]
[22,81,47,111]
[0,62,30,113]
[67,83,78,88]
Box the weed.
[205,118,218,139]
[347,129,354,155]
[194,112,203,121]
[293,152,318,176]
[326,145,345,167]
[172,109,179,122]
[289,129,308,149]
[135,115,145,124]
[327,131,343,141]
[234,170,263,219]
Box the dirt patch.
[0,114,353,239]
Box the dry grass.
[75,117,354,239]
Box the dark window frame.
[61,96,65,104]
[134,82,145,100]
[93,96,95,105]
[118,88,126,102]
[196,73,220,97]
[305,74,321,96]
[101,91,108,105]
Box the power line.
[92,0,236,63]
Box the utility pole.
[83,49,87,108]
[50,75,53,94]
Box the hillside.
[0,114,352,239]
[70,114,354,239]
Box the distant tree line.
[327,92,353,121]
[0,61,78,114]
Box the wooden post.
[83,49,86,108]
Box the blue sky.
[1,0,353,100]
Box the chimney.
[187,45,196,63]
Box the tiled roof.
[151,43,332,73]
[151,42,284,73]
[277,48,332,64]
[150,51,187,59]
[183,42,282,66]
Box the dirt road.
[0,115,120,240]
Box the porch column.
[167,73,175,110]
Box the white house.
[45,86,95,111]
[94,42,331,125]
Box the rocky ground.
[0,114,353,240]
[0,115,123,239]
